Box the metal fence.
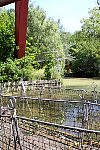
[0,81,100,150]
[0,115,100,150]
[0,80,100,101]
[1,86,100,102]
[1,95,100,130]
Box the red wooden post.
[15,0,28,58]
[0,0,28,59]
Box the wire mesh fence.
[0,115,100,150]
[0,80,100,149]
[1,95,100,130]
[0,80,100,101]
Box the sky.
[5,0,98,33]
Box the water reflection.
[1,97,100,130]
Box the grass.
[62,78,100,91]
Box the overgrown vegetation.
[69,8,100,77]
[0,5,100,82]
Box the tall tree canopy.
[0,5,66,81]
[1,4,99,81]
[27,4,65,79]
[81,7,100,38]
[69,7,100,77]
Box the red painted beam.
[0,0,28,59]
[15,0,28,58]
[0,0,20,7]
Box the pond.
[1,96,100,131]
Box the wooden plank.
[0,0,20,7]
[0,0,28,59]
[15,0,28,58]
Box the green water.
[3,97,100,130]
[1,96,100,130]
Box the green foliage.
[0,58,34,82]
[71,38,100,77]
[50,66,62,80]
[27,4,65,78]
[0,6,65,81]
[32,69,45,80]
[44,52,55,79]
[0,59,20,82]
[81,7,100,38]
[0,9,15,62]
[60,31,73,61]
[1,5,100,81]
[69,7,100,77]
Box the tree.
[81,7,100,38]
[0,9,15,62]
[0,5,66,81]
[27,4,65,79]
[69,7,100,77]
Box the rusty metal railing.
[1,95,100,130]
[0,84,100,150]
[1,80,100,101]
[0,115,100,150]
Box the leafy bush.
[0,58,34,82]
[32,69,45,80]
